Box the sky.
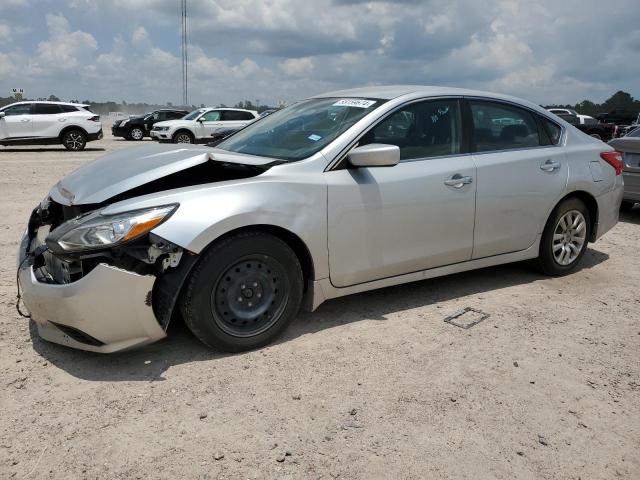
[0,0,638,107]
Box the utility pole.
[181,0,188,106]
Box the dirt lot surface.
[1,132,639,479]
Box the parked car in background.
[548,108,578,116]
[609,127,640,210]
[18,85,623,353]
[556,113,615,141]
[112,109,188,140]
[0,101,102,151]
[150,107,259,144]
[595,109,639,125]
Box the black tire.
[61,129,87,151]
[128,126,145,141]
[536,197,590,276]
[620,200,636,211]
[172,130,194,144]
[180,231,304,352]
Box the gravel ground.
[1,131,639,479]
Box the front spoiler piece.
[19,263,166,353]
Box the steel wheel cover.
[210,255,289,337]
[552,209,586,266]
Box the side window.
[201,110,221,122]
[33,104,62,114]
[169,111,185,119]
[540,117,562,145]
[152,112,163,121]
[3,104,33,116]
[470,101,541,152]
[59,105,78,113]
[360,99,462,161]
[222,110,254,121]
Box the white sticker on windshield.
[308,134,322,141]
[332,99,376,108]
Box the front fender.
[103,174,329,280]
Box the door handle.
[20,119,30,122]
[540,159,561,172]
[444,174,473,188]
[58,118,67,122]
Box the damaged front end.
[18,197,196,353]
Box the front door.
[0,103,34,139]
[468,99,569,258]
[327,98,477,287]
[197,110,223,139]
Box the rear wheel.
[180,231,303,352]
[128,127,144,140]
[173,131,193,144]
[536,197,590,276]
[62,129,87,151]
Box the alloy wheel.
[130,128,144,140]
[65,131,85,150]
[175,133,192,143]
[552,209,587,266]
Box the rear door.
[327,98,477,287]
[31,103,64,137]
[0,103,34,139]
[468,99,568,258]
[220,110,255,129]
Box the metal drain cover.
[444,307,490,329]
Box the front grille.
[49,322,105,346]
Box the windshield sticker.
[308,134,322,142]
[332,99,376,109]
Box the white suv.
[150,107,259,143]
[0,101,103,151]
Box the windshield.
[183,108,207,121]
[216,98,385,161]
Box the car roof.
[318,84,536,102]
[6,100,90,108]
[313,84,553,117]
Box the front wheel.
[128,127,145,140]
[536,197,590,276]
[172,131,194,144]
[180,231,303,352]
[62,129,87,151]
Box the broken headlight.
[46,204,178,252]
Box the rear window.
[541,117,562,145]
[470,100,541,152]
[222,110,255,121]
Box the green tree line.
[545,90,640,116]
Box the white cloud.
[0,0,638,106]
[0,24,11,43]
[279,57,314,77]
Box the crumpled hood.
[50,143,276,205]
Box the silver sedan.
[18,86,624,353]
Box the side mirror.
[348,143,400,168]
[0,112,5,119]
[197,117,205,122]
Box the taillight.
[600,151,624,175]
[88,115,100,122]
